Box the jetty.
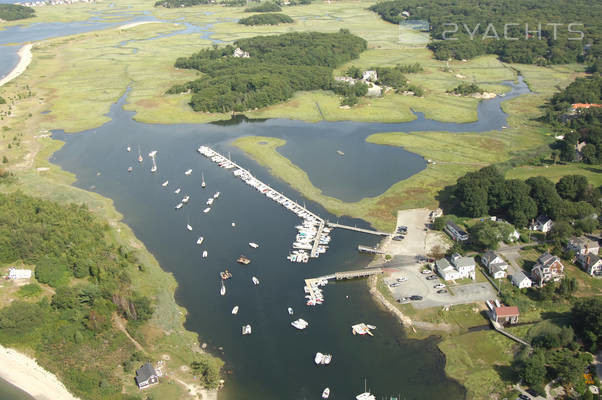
[326,221,391,237]
[358,245,385,255]
[303,267,384,305]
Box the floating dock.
[326,221,391,237]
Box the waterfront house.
[489,264,507,280]
[436,253,476,281]
[529,215,553,233]
[566,236,599,256]
[7,268,32,280]
[233,47,250,58]
[531,252,564,286]
[135,362,159,389]
[492,306,519,324]
[576,253,602,277]
[362,70,377,82]
[444,221,469,242]
[511,270,532,289]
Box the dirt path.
[112,314,145,352]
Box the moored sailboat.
[220,280,226,296]
[231,306,239,315]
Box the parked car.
[389,282,400,288]
[409,295,423,301]
[392,235,404,241]
[421,269,432,274]
[396,277,408,283]
[396,297,410,304]
[434,283,445,289]
[437,289,448,294]
[518,394,530,400]
[426,275,439,280]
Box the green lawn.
[506,163,602,186]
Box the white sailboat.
[232,222,236,227]
[175,203,183,209]
[251,276,259,285]
[185,169,192,176]
[201,172,206,188]
[203,207,211,213]
[314,352,324,365]
[220,281,226,296]
[322,388,330,399]
[186,217,192,231]
[206,198,214,206]
[288,307,293,315]
[202,250,208,258]
[182,196,190,203]
[242,324,252,335]
[174,188,181,194]
[137,145,143,163]
[231,306,239,315]
[196,236,204,245]
[249,242,259,249]
[213,191,220,199]
[127,166,133,172]
[126,146,131,152]
[162,180,169,187]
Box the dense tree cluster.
[369,0,601,67]
[448,83,483,96]
[332,81,368,106]
[572,297,602,351]
[244,2,281,12]
[238,13,293,25]
[544,76,602,164]
[0,4,34,20]
[170,30,367,112]
[0,192,172,399]
[453,166,599,228]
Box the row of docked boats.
[304,278,328,306]
[198,145,332,262]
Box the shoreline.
[0,344,80,400]
[117,21,161,30]
[0,43,32,87]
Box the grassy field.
[506,163,602,186]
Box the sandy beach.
[0,43,33,87]
[0,344,80,400]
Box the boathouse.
[491,306,519,325]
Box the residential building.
[481,250,506,269]
[529,215,553,233]
[489,264,507,279]
[531,252,564,286]
[362,70,377,82]
[232,47,250,58]
[566,236,600,256]
[492,306,519,324]
[135,362,159,389]
[444,221,469,242]
[576,253,602,277]
[511,270,532,289]
[436,253,476,281]
[7,268,32,280]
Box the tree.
[502,179,537,227]
[346,66,362,79]
[581,143,598,164]
[556,175,589,201]
[572,297,602,351]
[526,176,563,219]
[469,221,501,250]
[519,351,546,386]
[548,221,574,241]
[35,255,70,288]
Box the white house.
[511,270,532,289]
[233,47,250,58]
[576,253,602,277]
[7,268,32,280]
[530,215,553,233]
[362,70,377,82]
[566,236,599,256]
[436,253,476,281]
[490,264,507,280]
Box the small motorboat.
[220,270,232,280]
[137,145,143,163]
[126,146,131,152]
[237,255,251,265]
[251,276,259,285]
[150,165,157,173]
[202,250,208,258]
[249,242,259,249]
[288,307,293,315]
[162,180,169,187]
[185,169,192,176]
[314,352,324,365]
[186,224,192,231]
[196,236,204,245]
[175,203,183,209]
[322,388,330,399]
[232,222,236,227]
[182,196,190,203]
[323,354,332,364]
[201,172,206,188]
[206,198,214,205]
[213,191,220,199]
[291,318,308,330]
[242,324,252,335]
[174,188,181,194]
[203,207,211,213]
[220,281,226,296]
[231,306,239,315]
[127,166,133,172]
[337,150,344,156]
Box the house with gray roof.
[577,253,602,277]
[135,362,159,389]
[511,270,532,289]
[436,253,475,281]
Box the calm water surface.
[0,379,33,400]
[47,79,529,399]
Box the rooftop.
[494,306,519,317]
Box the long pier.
[310,220,325,258]
[326,221,391,237]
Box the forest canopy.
[369,0,601,66]
[0,4,34,20]
[169,30,367,112]
[238,13,293,25]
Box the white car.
[396,277,408,283]
[434,283,446,289]
[421,269,432,275]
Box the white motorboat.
[162,180,169,187]
[242,324,252,335]
[197,236,204,245]
[249,242,259,249]
[322,388,330,399]
[126,146,131,152]
[127,166,133,172]
[201,172,206,188]
[182,196,190,203]
[175,203,183,209]
[202,250,208,258]
[220,281,226,296]
[288,307,293,315]
[206,198,214,205]
[174,188,181,194]
[137,145,143,163]
[186,224,192,231]
[148,150,157,158]
[356,393,376,400]
[323,354,332,364]
[251,276,259,285]
[185,169,192,175]
[203,207,211,213]
[314,352,324,365]
[231,306,239,315]
[291,319,308,330]
[232,222,236,227]
[213,191,220,199]
[150,165,157,173]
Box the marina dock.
[358,245,385,255]
[326,221,391,237]
[304,268,384,305]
